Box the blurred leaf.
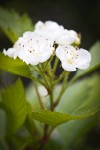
[0,52,34,79]
[0,109,6,139]
[73,42,100,80]
[0,7,33,42]
[53,73,100,149]
[1,78,27,134]
[31,107,99,127]
[55,115,100,150]
[8,126,32,150]
[26,83,41,111]
[56,74,100,114]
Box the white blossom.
[35,21,79,45]
[56,45,91,71]
[55,29,78,45]
[3,20,90,71]
[35,21,64,42]
[38,85,48,97]
[3,48,16,58]
[3,31,54,65]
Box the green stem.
[37,65,50,90]
[29,65,47,88]
[53,71,66,86]
[38,63,55,112]
[33,78,46,87]
[37,124,49,150]
[50,92,54,111]
[34,82,44,110]
[43,54,54,72]
[53,56,59,73]
[54,72,69,107]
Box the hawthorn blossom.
[3,31,54,65]
[55,29,78,45]
[35,21,64,42]
[38,85,48,97]
[35,21,79,45]
[3,21,91,71]
[3,47,16,58]
[56,45,91,71]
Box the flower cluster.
[3,21,91,71]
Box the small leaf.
[31,108,99,127]
[0,52,33,79]
[0,7,33,42]
[73,42,100,80]
[1,78,27,134]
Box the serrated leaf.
[1,78,27,134]
[0,7,33,42]
[0,52,33,79]
[73,42,100,80]
[31,107,99,127]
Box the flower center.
[67,58,74,64]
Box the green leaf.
[56,74,100,115]
[56,115,100,150]
[1,78,27,134]
[0,109,6,139]
[31,74,100,127]
[31,107,99,127]
[73,42,100,80]
[0,52,33,79]
[51,74,100,149]
[0,7,33,42]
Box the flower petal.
[35,21,44,31]
[62,61,76,71]
[3,48,16,58]
[76,48,91,70]
[56,46,67,61]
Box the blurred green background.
[0,0,100,149]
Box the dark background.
[0,0,100,149]
[0,0,100,49]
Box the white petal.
[56,46,67,61]
[3,48,16,58]
[76,48,91,70]
[62,61,76,71]
[69,30,77,37]
[35,21,44,31]
[40,49,54,63]
[45,21,61,30]
[38,85,48,97]
[56,29,77,45]
[14,31,54,65]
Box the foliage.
[0,7,100,150]
[0,7,33,42]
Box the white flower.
[35,21,64,41]
[3,31,54,65]
[3,48,16,58]
[35,21,79,45]
[56,45,91,71]
[55,29,78,45]
[38,85,48,97]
